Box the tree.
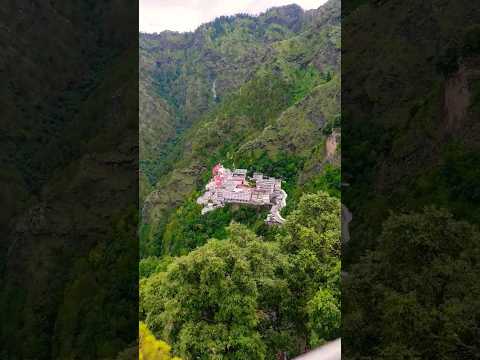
[279,192,341,350]
[52,209,138,359]
[139,322,181,360]
[279,192,341,346]
[141,193,342,358]
[463,25,480,56]
[307,289,340,347]
[140,256,174,279]
[343,207,480,359]
[281,192,341,258]
[141,224,287,359]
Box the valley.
[139,0,341,358]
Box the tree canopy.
[141,192,341,359]
[139,322,181,360]
[343,207,480,359]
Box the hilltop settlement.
[197,164,287,224]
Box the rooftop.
[197,163,287,224]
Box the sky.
[139,0,328,33]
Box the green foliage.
[143,52,339,254]
[140,222,162,258]
[139,5,341,358]
[401,143,480,226]
[341,1,480,358]
[140,136,184,186]
[265,23,292,42]
[140,9,340,257]
[301,164,341,199]
[291,66,324,103]
[220,72,296,124]
[232,152,305,195]
[160,194,272,256]
[53,208,138,359]
[307,289,341,347]
[161,195,231,256]
[462,25,480,57]
[276,192,341,355]
[186,70,299,165]
[344,207,480,359]
[140,256,174,279]
[139,322,181,360]
[142,193,341,358]
[322,114,341,136]
[281,192,341,257]
[142,225,283,359]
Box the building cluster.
[197,163,287,224]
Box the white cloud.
[139,0,328,33]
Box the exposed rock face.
[326,130,340,160]
[442,56,480,142]
[341,205,353,244]
[444,63,471,131]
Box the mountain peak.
[264,3,304,14]
[261,3,305,32]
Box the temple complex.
[197,163,287,224]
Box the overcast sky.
[140,0,328,33]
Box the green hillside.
[140,0,340,256]
[0,1,138,358]
[342,1,480,359]
[139,0,341,358]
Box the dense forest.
[139,0,341,358]
[0,1,138,359]
[342,0,480,358]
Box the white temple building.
[197,163,287,225]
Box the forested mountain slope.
[139,0,340,189]
[0,1,138,358]
[140,0,341,256]
[342,0,480,261]
[0,0,134,254]
[139,0,341,358]
[342,0,480,358]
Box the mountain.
[0,1,138,358]
[139,1,341,357]
[342,0,480,260]
[139,0,339,180]
[341,1,480,358]
[139,0,341,256]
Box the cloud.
[139,0,328,33]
